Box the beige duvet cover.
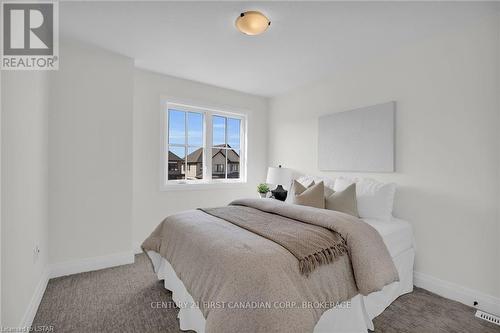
[142,198,398,333]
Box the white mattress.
[362,217,414,258]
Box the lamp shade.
[266,166,292,186]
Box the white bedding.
[147,215,415,333]
[363,217,414,257]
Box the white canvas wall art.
[318,102,395,172]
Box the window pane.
[168,146,185,180]
[168,110,185,145]
[212,116,226,147]
[186,147,203,180]
[188,112,203,146]
[227,118,241,150]
[211,148,226,179]
[227,148,240,179]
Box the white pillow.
[333,176,359,192]
[334,177,396,221]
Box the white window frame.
[160,99,247,190]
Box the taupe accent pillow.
[292,180,312,195]
[292,179,334,198]
[292,180,325,209]
[325,183,359,217]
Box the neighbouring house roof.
[220,149,240,163]
[185,145,240,163]
[168,151,183,161]
[186,147,203,163]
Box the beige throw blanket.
[199,206,347,276]
[142,198,398,333]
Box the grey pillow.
[292,180,325,209]
[325,183,359,217]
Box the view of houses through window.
[211,115,241,179]
[166,105,243,183]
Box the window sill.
[161,180,248,191]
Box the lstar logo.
[1,1,59,70]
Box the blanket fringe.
[299,240,348,276]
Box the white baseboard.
[50,251,135,278]
[414,271,500,316]
[19,266,50,329]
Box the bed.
[143,192,415,333]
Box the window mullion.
[205,112,212,181]
[225,117,228,179]
[240,118,245,181]
[184,112,188,180]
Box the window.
[163,102,246,187]
[211,115,241,179]
[167,109,203,181]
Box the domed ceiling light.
[235,11,271,36]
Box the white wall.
[1,71,3,327]
[133,69,268,248]
[1,71,49,326]
[49,40,134,263]
[497,5,500,307]
[269,6,500,300]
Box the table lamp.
[266,165,292,201]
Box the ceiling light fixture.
[235,11,271,36]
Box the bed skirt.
[147,247,414,333]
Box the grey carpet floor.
[33,254,500,333]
